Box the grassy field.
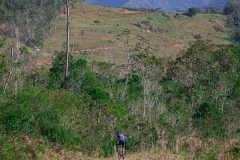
[45,3,230,63]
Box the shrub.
[0,86,80,148]
[38,117,79,145]
[94,20,100,24]
[188,8,198,17]
[194,34,202,39]
[147,17,153,21]
[0,106,32,132]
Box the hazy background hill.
[84,0,232,11]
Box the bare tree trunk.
[125,48,131,91]
[65,0,70,79]
[14,27,20,95]
[4,27,20,93]
[124,34,131,92]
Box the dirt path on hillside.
[156,41,186,49]
[35,58,49,66]
[36,41,185,67]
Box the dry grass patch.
[45,3,230,65]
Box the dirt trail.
[36,41,186,67]
[155,41,186,49]
[39,151,181,160]
[35,58,49,66]
[84,151,181,160]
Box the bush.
[35,109,79,146]
[188,8,198,17]
[0,132,25,159]
[147,17,153,21]
[194,34,202,39]
[0,106,32,132]
[0,86,80,148]
[94,20,100,24]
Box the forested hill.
[0,0,240,159]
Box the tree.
[0,41,7,84]
[65,0,84,79]
[223,0,240,45]
[188,8,198,17]
[48,50,87,90]
[166,40,240,136]
[223,2,235,15]
[115,29,133,92]
[0,0,66,47]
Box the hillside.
[46,3,230,63]
[84,0,231,11]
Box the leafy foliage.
[188,8,198,17]
[223,0,240,45]
[48,50,88,89]
[0,0,66,47]
[0,41,7,81]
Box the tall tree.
[65,0,83,79]
[0,0,67,93]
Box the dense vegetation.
[223,0,240,45]
[0,0,66,47]
[1,36,240,159]
[0,0,240,159]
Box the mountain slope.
[46,3,230,62]
[84,0,231,11]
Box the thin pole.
[65,0,70,78]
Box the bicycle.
[117,144,124,160]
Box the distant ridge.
[84,0,232,12]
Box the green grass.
[207,14,220,19]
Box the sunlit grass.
[46,3,230,63]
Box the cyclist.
[116,131,127,157]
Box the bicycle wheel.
[118,145,123,160]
